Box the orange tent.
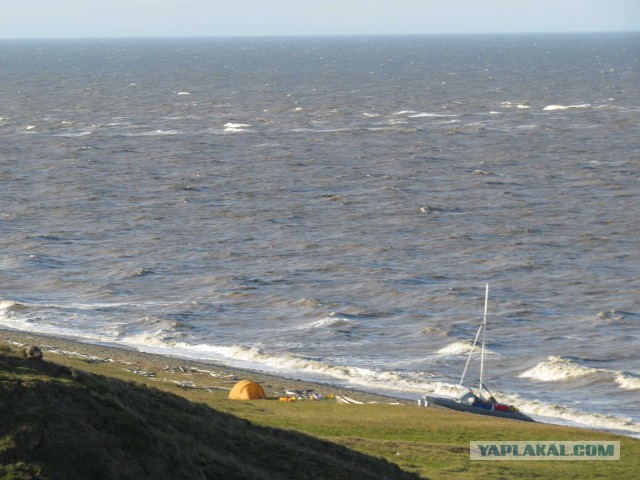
[228,380,266,400]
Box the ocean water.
[1,33,639,436]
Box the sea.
[1,33,638,437]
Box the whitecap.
[543,103,592,111]
[429,382,470,397]
[300,314,363,330]
[519,356,598,381]
[0,299,19,311]
[499,102,530,109]
[392,110,418,115]
[223,122,251,133]
[408,112,457,118]
[384,118,409,125]
[507,395,640,435]
[615,372,640,390]
[436,341,494,355]
[54,131,93,137]
[290,127,348,133]
[500,101,521,107]
[129,130,179,136]
[0,299,33,313]
[176,91,191,95]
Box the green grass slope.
[0,347,419,480]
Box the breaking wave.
[0,299,20,311]
[300,314,364,330]
[511,394,640,435]
[519,356,598,381]
[437,341,496,356]
[615,372,640,390]
[520,356,640,393]
[224,122,251,133]
[117,337,432,394]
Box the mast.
[478,284,489,393]
[459,320,482,386]
[459,284,489,387]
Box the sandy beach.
[1,328,410,405]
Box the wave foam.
[500,101,530,109]
[514,396,640,435]
[224,122,250,133]
[436,341,496,356]
[543,103,592,111]
[519,356,598,381]
[301,315,363,330]
[0,300,19,310]
[130,130,179,136]
[615,372,640,390]
[437,341,478,355]
[54,130,93,137]
[114,337,431,394]
[408,112,457,118]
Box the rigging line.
[479,283,489,393]
[459,321,482,386]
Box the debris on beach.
[161,365,238,379]
[177,380,197,389]
[6,340,112,364]
[278,389,334,402]
[49,348,113,364]
[335,396,366,404]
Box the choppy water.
[1,33,639,436]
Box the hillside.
[0,345,419,480]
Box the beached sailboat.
[421,285,534,422]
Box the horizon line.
[1,30,639,42]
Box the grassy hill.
[0,344,418,480]
[2,340,639,479]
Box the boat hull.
[423,395,535,422]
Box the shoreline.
[0,327,411,405]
